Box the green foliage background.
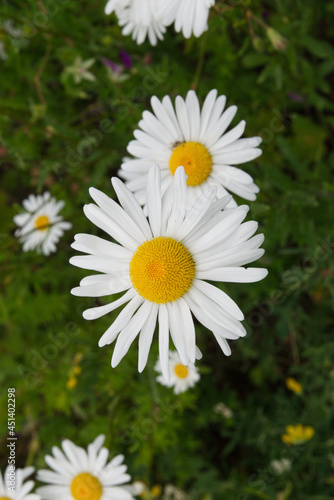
[0,1,334,499]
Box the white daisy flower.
[158,0,215,39]
[105,0,167,46]
[120,89,262,209]
[70,165,267,379]
[155,351,200,394]
[14,192,72,256]
[269,458,292,475]
[36,435,134,500]
[0,465,40,500]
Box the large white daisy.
[14,192,72,256]
[158,0,216,39]
[120,89,262,209]
[36,435,134,500]
[155,350,200,394]
[0,466,40,500]
[105,0,167,46]
[70,165,267,379]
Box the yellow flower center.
[0,497,11,500]
[169,141,212,186]
[174,363,189,379]
[70,473,102,500]
[35,215,50,231]
[129,237,195,304]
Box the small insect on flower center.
[129,237,195,304]
[174,363,189,379]
[35,215,50,231]
[70,473,103,500]
[169,141,212,186]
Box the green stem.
[191,33,208,91]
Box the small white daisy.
[269,458,292,475]
[0,465,40,500]
[14,192,72,256]
[158,0,215,39]
[155,351,200,394]
[105,0,167,46]
[36,435,134,500]
[120,89,262,209]
[70,165,267,379]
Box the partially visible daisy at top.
[158,0,216,39]
[0,465,40,500]
[14,192,72,256]
[36,434,134,500]
[155,350,200,394]
[70,165,267,379]
[105,0,167,46]
[120,89,262,209]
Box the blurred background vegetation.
[0,0,334,499]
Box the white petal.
[192,279,244,320]
[167,301,189,365]
[158,304,170,382]
[176,185,217,240]
[72,233,132,259]
[83,288,136,320]
[98,293,143,346]
[69,255,128,274]
[166,166,187,236]
[187,206,249,254]
[197,249,265,270]
[196,267,268,282]
[111,300,153,367]
[89,187,146,244]
[210,120,245,152]
[146,164,162,237]
[175,95,191,140]
[138,303,158,372]
[178,296,196,363]
[71,278,131,297]
[186,90,201,140]
[213,334,232,356]
[83,204,139,250]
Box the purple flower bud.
[119,49,132,70]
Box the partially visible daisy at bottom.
[36,434,134,500]
[0,465,40,500]
[70,165,267,379]
[155,350,200,394]
[14,192,72,256]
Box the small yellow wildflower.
[73,365,82,376]
[66,376,77,390]
[73,352,83,365]
[151,485,162,497]
[286,377,303,395]
[282,424,315,445]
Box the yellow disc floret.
[129,237,195,304]
[0,497,11,500]
[70,473,103,500]
[174,364,189,379]
[35,215,50,231]
[169,141,212,186]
